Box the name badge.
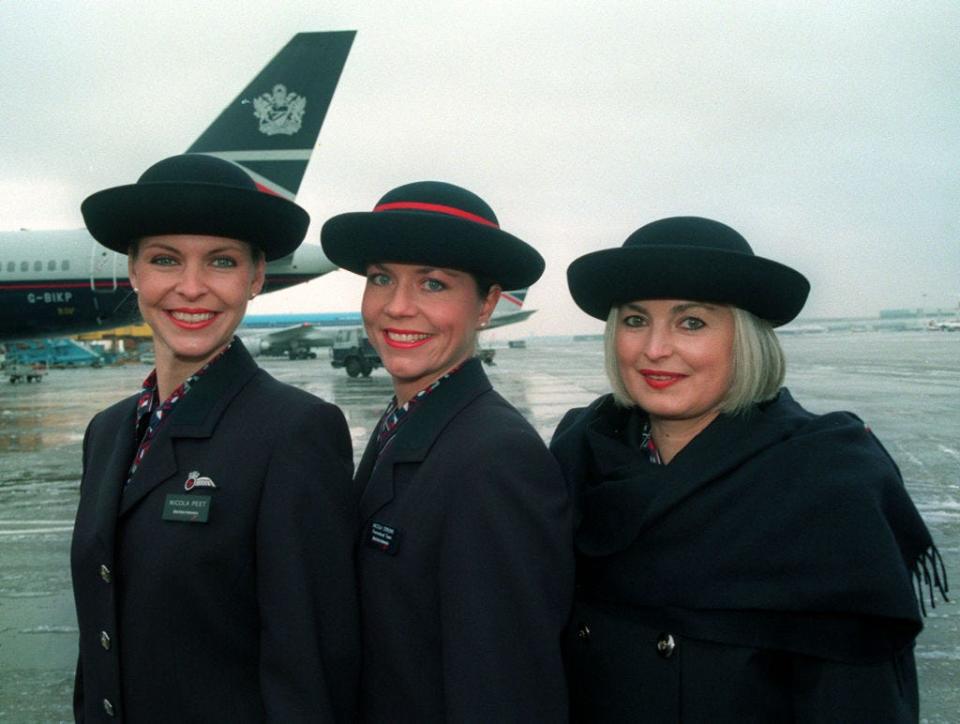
[162,494,212,523]
[365,521,401,555]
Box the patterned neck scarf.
[375,362,465,456]
[126,343,232,486]
[638,419,663,465]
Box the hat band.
[373,201,499,228]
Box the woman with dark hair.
[71,154,360,722]
[322,181,573,723]
[552,216,947,722]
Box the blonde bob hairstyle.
[603,304,785,415]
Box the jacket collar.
[358,357,491,522]
[119,340,260,516]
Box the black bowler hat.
[81,153,310,261]
[321,181,545,289]
[567,216,809,326]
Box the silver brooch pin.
[184,470,217,491]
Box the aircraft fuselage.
[0,229,334,341]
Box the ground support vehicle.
[330,328,382,378]
[7,362,48,384]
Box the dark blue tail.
[187,31,355,199]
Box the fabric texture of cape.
[551,389,947,723]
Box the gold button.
[100,630,111,650]
[99,564,112,583]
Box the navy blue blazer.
[355,358,573,723]
[71,342,360,723]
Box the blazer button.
[576,623,591,642]
[99,564,112,583]
[656,633,676,659]
[102,698,116,717]
[100,630,112,650]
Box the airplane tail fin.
[486,288,535,329]
[187,31,355,200]
[495,289,527,317]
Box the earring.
[133,287,139,293]
[250,292,257,300]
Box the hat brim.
[568,246,809,326]
[81,182,309,261]
[321,211,544,290]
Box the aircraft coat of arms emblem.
[250,84,307,136]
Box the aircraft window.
[62,260,70,271]
[34,260,43,272]
[21,261,29,272]
[48,260,57,271]
[6,261,13,272]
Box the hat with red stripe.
[321,181,545,289]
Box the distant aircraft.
[0,31,355,343]
[239,289,536,359]
[927,318,960,332]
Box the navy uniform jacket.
[355,358,573,723]
[71,342,360,723]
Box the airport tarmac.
[1,332,958,722]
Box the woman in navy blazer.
[322,181,573,723]
[71,154,360,722]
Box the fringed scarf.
[553,389,949,664]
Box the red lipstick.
[640,369,687,390]
[166,308,219,330]
[382,328,432,349]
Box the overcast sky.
[1,1,957,336]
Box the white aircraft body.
[927,318,960,332]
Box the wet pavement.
[1,332,957,722]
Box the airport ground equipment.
[6,361,47,383]
[330,328,381,377]
[4,338,103,368]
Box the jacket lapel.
[357,439,400,524]
[118,341,260,517]
[354,417,381,489]
[119,434,180,516]
[358,358,491,523]
[354,433,382,517]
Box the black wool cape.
[551,389,947,722]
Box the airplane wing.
[239,323,335,359]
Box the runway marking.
[937,445,960,462]
[0,526,73,536]
[0,520,75,525]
